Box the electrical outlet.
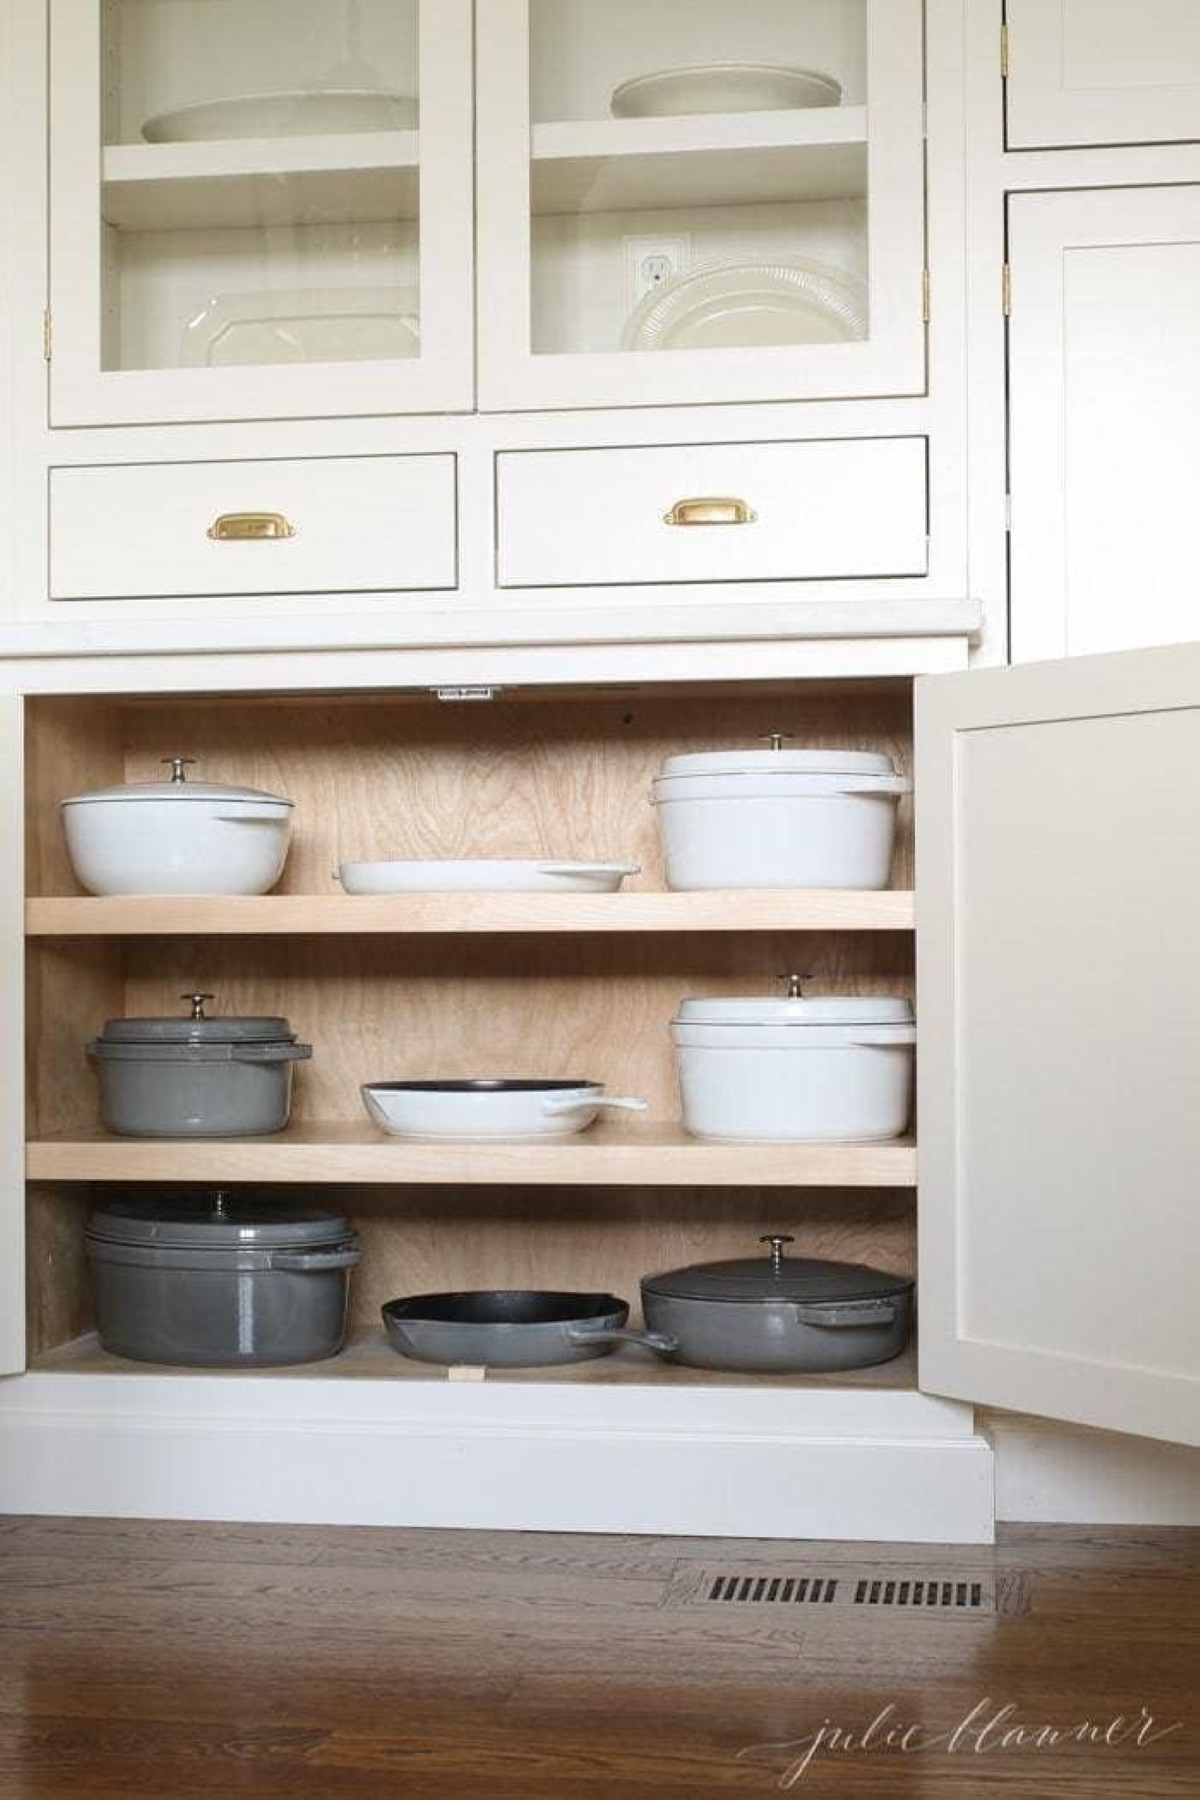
[624,234,691,308]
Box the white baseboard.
[0,1371,995,1542]
[989,1411,1200,1526]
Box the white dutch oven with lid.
[651,735,911,890]
[62,757,295,896]
[672,977,916,1143]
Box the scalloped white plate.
[181,286,420,367]
[621,260,868,352]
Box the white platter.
[611,63,841,119]
[336,859,640,894]
[181,287,420,368]
[622,260,868,353]
[142,88,418,143]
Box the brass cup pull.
[207,511,296,541]
[663,496,757,527]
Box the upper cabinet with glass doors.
[48,0,474,426]
[476,0,927,412]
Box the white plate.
[611,63,841,119]
[181,287,420,368]
[142,88,417,143]
[621,261,868,353]
[337,859,640,894]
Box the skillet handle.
[793,1299,897,1328]
[566,1325,679,1355]
[541,1094,649,1116]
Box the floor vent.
[853,1576,983,1610]
[671,1564,1016,1619]
[707,1573,838,1605]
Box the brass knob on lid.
[782,973,812,999]
[162,757,196,784]
[182,993,215,1020]
[763,733,795,752]
[210,1191,231,1221]
[759,1234,796,1275]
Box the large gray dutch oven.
[639,1235,913,1373]
[89,993,312,1137]
[86,1193,359,1367]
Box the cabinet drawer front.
[50,455,457,601]
[497,439,928,588]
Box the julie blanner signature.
[737,1699,1184,1789]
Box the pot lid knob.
[763,732,795,752]
[782,973,812,999]
[181,992,215,1021]
[759,1234,796,1275]
[161,757,197,784]
[210,1190,231,1220]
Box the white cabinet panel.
[50,455,457,600]
[1008,187,1200,662]
[1006,0,1200,148]
[497,437,928,586]
[917,645,1200,1446]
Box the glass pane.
[528,0,868,358]
[99,0,420,372]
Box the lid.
[96,993,297,1046]
[657,736,898,780]
[62,757,294,809]
[643,1235,915,1304]
[86,1193,349,1249]
[675,976,914,1028]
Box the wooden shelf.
[31,1329,918,1393]
[531,107,867,214]
[25,889,915,938]
[101,131,420,230]
[26,1123,917,1188]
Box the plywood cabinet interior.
[20,679,916,1390]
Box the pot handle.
[270,1247,361,1272]
[793,1299,898,1328]
[534,863,641,878]
[833,777,913,797]
[844,1027,917,1047]
[212,808,290,823]
[565,1325,679,1355]
[541,1094,650,1116]
[230,1042,314,1063]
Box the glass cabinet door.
[477,0,926,412]
[49,0,473,426]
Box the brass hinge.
[1002,262,1012,315]
[42,310,52,360]
[1000,22,1010,78]
[922,269,931,323]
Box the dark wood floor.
[0,1517,1195,1798]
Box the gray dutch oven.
[639,1235,913,1373]
[86,1193,359,1367]
[382,1290,677,1368]
[88,993,313,1137]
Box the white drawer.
[50,454,457,601]
[497,438,928,588]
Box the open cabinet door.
[916,646,1200,1446]
[0,693,24,1374]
